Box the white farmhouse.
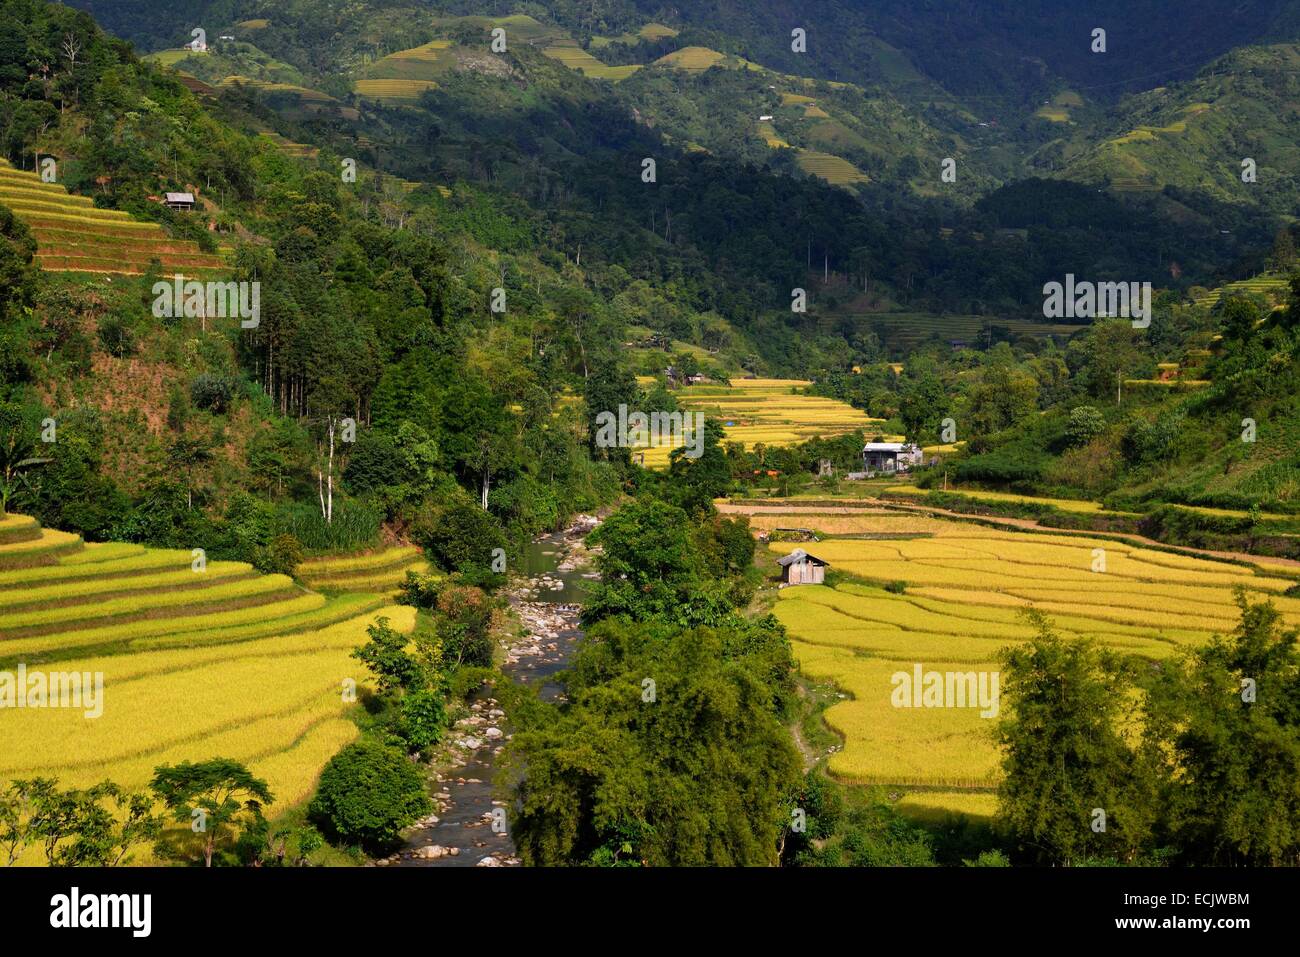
[862,441,923,474]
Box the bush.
[949,448,1046,484]
[190,373,236,413]
[413,487,507,581]
[491,473,560,538]
[396,570,443,609]
[396,687,448,753]
[965,850,1011,867]
[96,312,136,358]
[1065,406,1105,447]
[436,584,496,668]
[256,533,303,576]
[1122,413,1184,466]
[308,739,432,851]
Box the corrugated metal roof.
[776,549,827,567]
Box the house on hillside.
[862,441,923,474]
[165,192,196,210]
[777,549,828,585]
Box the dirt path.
[719,504,899,515]
[789,687,820,772]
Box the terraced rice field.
[741,511,962,537]
[359,40,456,84]
[297,545,430,595]
[353,78,439,103]
[886,484,1296,526]
[351,37,460,103]
[0,159,228,277]
[1191,273,1291,308]
[637,23,679,41]
[0,515,411,854]
[257,131,320,159]
[636,378,881,468]
[222,78,334,100]
[765,509,1300,803]
[542,41,642,80]
[0,519,397,662]
[218,77,341,114]
[1123,377,1212,390]
[653,46,761,73]
[0,612,413,863]
[882,484,1125,515]
[591,22,679,47]
[757,121,790,147]
[795,149,870,187]
[896,791,998,823]
[432,13,567,44]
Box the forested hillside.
[2,0,1295,566]
[0,0,624,568]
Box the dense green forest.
[0,0,625,573]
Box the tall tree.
[996,611,1148,864]
[151,759,273,867]
[1142,591,1300,865]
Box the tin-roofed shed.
[776,549,828,585]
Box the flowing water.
[390,526,595,867]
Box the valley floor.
[726,493,1300,824]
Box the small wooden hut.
[777,549,828,585]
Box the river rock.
[484,727,503,739]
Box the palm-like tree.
[0,410,51,516]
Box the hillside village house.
[862,441,923,474]
[165,192,195,210]
[777,549,828,585]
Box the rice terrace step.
[297,545,430,595]
[0,513,411,846]
[0,158,231,277]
